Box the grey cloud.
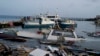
[86,0,100,2]
[0,0,100,18]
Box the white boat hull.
[47,29,84,42]
[17,31,43,39]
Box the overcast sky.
[0,0,100,18]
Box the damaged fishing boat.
[46,28,85,42]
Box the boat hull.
[47,29,84,42]
[59,23,77,28]
[23,24,54,28]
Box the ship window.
[47,16,56,18]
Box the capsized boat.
[47,29,85,42]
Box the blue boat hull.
[23,22,77,28]
[23,24,54,28]
[59,23,77,28]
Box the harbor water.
[0,18,100,51]
[75,21,100,51]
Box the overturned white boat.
[47,29,84,42]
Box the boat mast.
[55,8,59,20]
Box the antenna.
[55,8,60,19]
[56,8,58,16]
[46,11,49,15]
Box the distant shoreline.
[0,15,96,21]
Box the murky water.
[75,21,100,51]
[0,18,100,51]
